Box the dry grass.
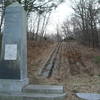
[27,40,100,100]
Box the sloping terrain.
[27,40,100,100]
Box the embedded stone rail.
[52,42,63,77]
[38,44,57,76]
[40,42,62,78]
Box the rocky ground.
[27,40,100,100]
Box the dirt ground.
[27,40,100,100]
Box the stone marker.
[0,2,66,100]
[0,2,29,92]
[76,93,100,100]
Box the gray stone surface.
[76,93,100,100]
[23,85,64,94]
[0,92,66,100]
[0,0,2,4]
[0,2,29,92]
[0,79,28,92]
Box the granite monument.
[0,2,29,92]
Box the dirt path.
[28,41,100,100]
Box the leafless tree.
[56,24,62,42]
[72,0,99,47]
[62,19,73,41]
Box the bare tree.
[56,24,62,42]
[62,19,73,41]
[72,0,99,47]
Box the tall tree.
[72,0,99,47]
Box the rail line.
[40,41,88,78]
[40,42,62,78]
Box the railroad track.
[52,42,63,77]
[40,41,88,78]
[40,42,62,78]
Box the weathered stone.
[0,92,66,100]
[76,93,100,100]
[0,2,28,92]
[23,85,64,94]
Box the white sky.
[46,0,74,34]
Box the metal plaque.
[4,44,17,60]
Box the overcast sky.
[46,0,74,34]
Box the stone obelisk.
[0,2,29,92]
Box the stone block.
[23,85,64,94]
[0,92,66,100]
[76,93,100,100]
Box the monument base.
[0,85,66,100]
[0,78,29,92]
[0,92,66,100]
